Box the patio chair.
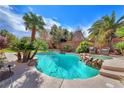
[100,48,110,55]
[89,47,96,54]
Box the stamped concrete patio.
[0,53,124,88]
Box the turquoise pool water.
[36,52,99,79]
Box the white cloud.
[0,5,80,37]
[28,6,33,12]
[82,25,91,37]
[0,5,13,10]
[0,5,26,32]
[68,24,90,37]
[63,26,74,32]
[43,18,77,33]
[0,5,62,33]
[43,17,61,30]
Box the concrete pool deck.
[0,53,124,88]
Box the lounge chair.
[100,48,110,55]
[89,47,96,54]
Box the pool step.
[102,66,124,72]
[100,69,124,80]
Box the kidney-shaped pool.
[36,52,99,79]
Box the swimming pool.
[36,52,99,79]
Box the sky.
[0,5,124,38]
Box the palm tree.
[102,11,124,50]
[22,12,45,62]
[89,11,124,51]
[88,20,105,48]
[23,12,45,42]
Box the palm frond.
[111,11,116,24]
[116,15,124,24]
[117,21,124,28]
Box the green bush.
[76,41,92,53]
[114,42,124,55]
[10,38,48,62]
[11,38,34,51]
[34,40,48,51]
[116,27,124,38]
[0,29,17,47]
[11,39,48,52]
[63,45,71,51]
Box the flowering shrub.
[0,35,7,49]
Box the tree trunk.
[17,52,22,62]
[22,50,29,62]
[107,29,115,52]
[108,36,113,52]
[31,26,36,42]
[22,51,26,62]
[30,47,39,60]
[27,51,31,60]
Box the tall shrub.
[114,42,124,55]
